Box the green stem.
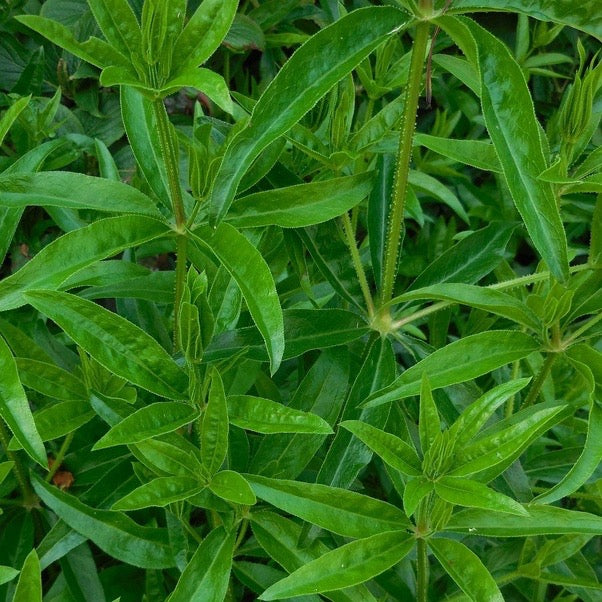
[341,212,375,317]
[0,420,36,506]
[564,311,602,345]
[505,359,522,418]
[380,18,431,307]
[416,537,429,602]
[46,431,74,483]
[521,353,558,409]
[153,98,188,351]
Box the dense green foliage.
[0,0,601,600]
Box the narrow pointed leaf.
[112,476,203,511]
[403,477,433,517]
[467,18,569,281]
[429,538,504,602]
[419,373,439,454]
[169,527,236,602]
[0,335,46,467]
[25,291,188,399]
[0,215,170,312]
[435,477,528,516]
[363,331,538,408]
[87,0,141,59]
[260,531,413,600]
[0,566,19,587]
[202,368,229,475]
[209,6,407,224]
[245,475,409,538]
[31,475,176,569]
[0,96,30,147]
[340,421,421,476]
[93,402,199,449]
[11,549,41,602]
[191,224,284,374]
[228,396,332,434]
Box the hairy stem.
[380,18,431,306]
[0,420,36,506]
[153,98,188,350]
[416,537,429,602]
[521,353,557,409]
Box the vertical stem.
[380,17,431,307]
[341,212,375,317]
[153,98,188,350]
[0,420,36,506]
[416,537,429,602]
[521,353,557,409]
[46,431,74,483]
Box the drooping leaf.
[31,475,176,569]
[191,224,284,374]
[0,334,46,467]
[363,331,538,408]
[228,396,332,434]
[259,531,414,600]
[429,538,504,602]
[245,475,409,538]
[93,402,199,449]
[466,18,569,281]
[209,6,407,224]
[25,291,188,399]
[0,215,170,312]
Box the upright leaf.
[466,18,569,281]
[191,224,284,374]
[11,549,41,602]
[25,291,188,399]
[0,335,46,467]
[0,96,30,146]
[87,0,142,59]
[201,368,229,476]
[209,6,407,223]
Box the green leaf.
[405,222,516,292]
[0,566,19,586]
[120,87,171,208]
[403,477,433,517]
[25,291,188,400]
[8,401,93,449]
[590,194,602,265]
[446,505,602,537]
[93,402,199,449]
[161,68,232,114]
[245,475,409,538]
[0,334,46,467]
[449,0,602,40]
[419,373,439,455]
[168,527,236,602]
[133,437,204,478]
[11,549,41,602]
[205,309,368,363]
[0,172,162,217]
[112,476,203,510]
[16,358,87,401]
[226,173,373,229]
[31,475,176,569]
[0,96,30,147]
[429,538,504,602]
[209,6,407,224]
[413,133,501,172]
[0,462,14,487]
[209,470,256,506]
[340,421,421,476]
[190,224,284,374]
[435,477,528,516]
[87,0,142,59]
[201,368,229,476]
[228,396,332,434]
[259,531,414,600]
[363,331,538,408]
[172,0,238,74]
[0,215,170,312]
[466,18,569,281]
[397,283,540,331]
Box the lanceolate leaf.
[25,291,188,399]
[0,96,30,147]
[31,475,176,569]
[429,538,504,602]
[363,331,538,408]
[169,527,236,602]
[209,6,407,224]
[87,0,142,59]
[12,549,41,602]
[0,335,46,467]
[191,224,284,374]
[93,402,199,449]
[225,173,373,228]
[260,531,414,600]
[0,172,163,217]
[201,368,229,476]
[245,475,409,538]
[449,0,602,40]
[112,476,203,511]
[466,18,569,281]
[0,215,170,312]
